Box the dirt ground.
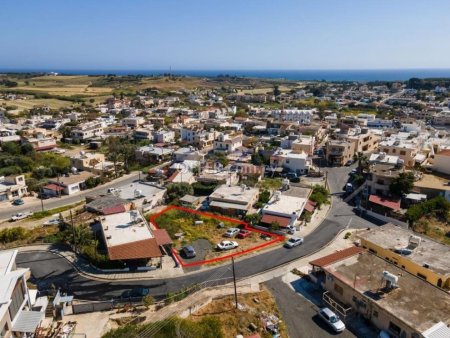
[190,286,287,338]
[152,208,277,262]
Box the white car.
[223,228,240,238]
[284,236,304,248]
[11,212,33,222]
[318,307,346,333]
[43,218,60,226]
[217,240,239,250]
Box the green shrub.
[0,227,30,243]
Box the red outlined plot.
[148,205,284,267]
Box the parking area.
[149,206,282,267]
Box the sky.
[1,0,450,71]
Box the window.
[334,283,343,295]
[8,280,25,321]
[417,273,427,280]
[388,321,401,335]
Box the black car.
[181,245,196,258]
[121,287,150,299]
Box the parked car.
[38,192,51,200]
[43,218,60,226]
[223,228,240,238]
[12,199,24,206]
[284,236,304,248]
[217,240,239,250]
[181,246,196,258]
[286,225,296,235]
[121,287,150,299]
[318,307,346,333]
[345,160,353,166]
[11,212,33,222]
[237,229,251,238]
[350,168,358,175]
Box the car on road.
[284,236,304,248]
[38,192,51,199]
[345,183,354,193]
[223,227,240,238]
[121,287,150,299]
[181,245,196,258]
[11,212,33,221]
[217,240,239,250]
[43,218,61,226]
[237,229,251,238]
[350,168,358,175]
[12,199,24,206]
[345,160,353,166]
[318,307,346,333]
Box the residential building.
[368,152,403,166]
[0,175,27,202]
[413,174,450,202]
[271,109,315,124]
[213,132,243,153]
[70,121,104,141]
[260,191,307,229]
[357,223,450,290]
[113,181,166,212]
[173,147,205,162]
[43,171,95,196]
[433,110,450,126]
[122,116,144,129]
[432,149,450,175]
[316,249,450,338]
[133,128,153,141]
[209,184,259,216]
[70,152,116,176]
[270,149,311,174]
[135,146,174,163]
[99,210,163,266]
[366,163,404,196]
[347,128,380,153]
[22,136,57,152]
[154,130,175,144]
[326,139,356,166]
[379,134,424,167]
[181,126,216,149]
[0,250,48,337]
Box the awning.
[153,229,173,246]
[369,195,401,210]
[260,214,291,227]
[12,311,44,333]
[209,201,249,211]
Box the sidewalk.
[298,202,331,237]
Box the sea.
[3,68,450,82]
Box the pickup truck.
[11,212,33,222]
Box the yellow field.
[0,98,79,110]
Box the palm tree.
[65,223,93,253]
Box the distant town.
[0,72,449,338]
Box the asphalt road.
[0,172,142,221]
[16,166,382,300]
[266,278,357,338]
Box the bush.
[309,185,330,209]
[406,196,450,225]
[344,232,352,239]
[0,227,30,243]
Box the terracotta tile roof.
[369,194,401,210]
[437,149,450,157]
[260,214,291,227]
[309,246,365,268]
[153,229,173,246]
[43,184,64,192]
[108,238,162,260]
[102,205,126,215]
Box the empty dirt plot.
[149,206,282,267]
[190,286,287,338]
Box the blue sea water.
[3,68,450,82]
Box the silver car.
[318,307,346,333]
[284,236,304,248]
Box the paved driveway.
[266,277,357,338]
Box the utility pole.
[57,174,61,198]
[39,187,44,212]
[70,209,76,252]
[232,257,238,309]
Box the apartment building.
[213,132,243,154]
[366,163,404,196]
[154,130,175,144]
[23,136,57,151]
[181,126,216,149]
[122,116,144,129]
[0,250,48,337]
[70,121,104,141]
[70,152,115,176]
[271,109,315,124]
[348,128,380,153]
[326,139,356,166]
[433,110,450,126]
[379,134,424,167]
[133,128,153,141]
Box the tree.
[142,295,155,309]
[64,223,93,253]
[309,184,330,209]
[389,172,415,196]
[166,182,194,202]
[353,152,368,174]
[273,85,281,97]
[258,189,271,204]
[244,213,261,225]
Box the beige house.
[348,129,380,153]
[366,163,405,196]
[432,149,450,175]
[319,250,450,338]
[213,132,243,154]
[70,152,116,176]
[209,184,259,216]
[0,175,27,203]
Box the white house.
[433,149,450,175]
[270,149,311,174]
[154,130,175,144]
[261,191,307,228]
[213,133,243,153]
